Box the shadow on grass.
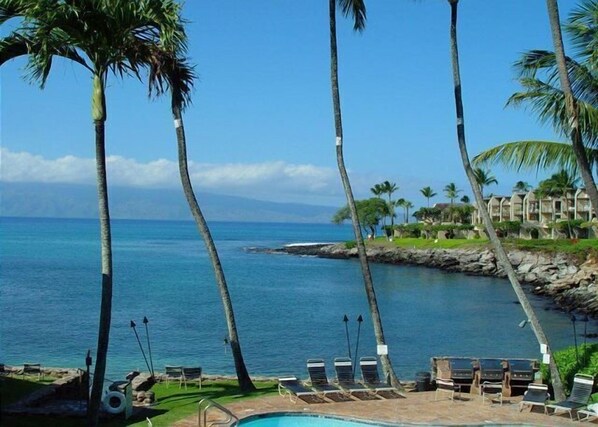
[1,377,278,426]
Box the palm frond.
[337,0,366,32]
[566,0,598,67]
[472,140,598,176]
[147,48,195,111]
[507,76,598,148]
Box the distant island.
[0,182,337,223]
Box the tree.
[513,181,532,192]
[329,0,402,389]
[148,52,255,391]
[446,0,565,400]
[546,0,598,219]
[396,198,413,224]
[413,207,442,225]
[460,195,470,204]
[380,180,398,226]
[370,183,384,198]
[444,182,462,205]
[420,186,437,207]
[0,2,187,423]
[333,198,388,237]
[473,167,498,197]
[443,182,461,222]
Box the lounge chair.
[481,381,503,405]
[547,374,595,420]
[306,359,345,399]
[519,383,550,412]
[333,357,372,398]
[278,376,322,403]
[164,365,183,388]
[359,356,400,398]
[578,403,598,422]
[435,378,461,401]
[22,363,42,381]
[182,367,202,390]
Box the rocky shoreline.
[274,243,598,317]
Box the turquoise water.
[238,413,396,426]
[237,413,537,426]
[1,217,593,381]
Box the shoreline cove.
[273,243,598,317]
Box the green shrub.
[541,343,598,395]
[394,223,422,238]
[345,241,356,249]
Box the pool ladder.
[198,398,240,427]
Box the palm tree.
[371,183,384,198]
[536,169,579,237]
[473,167,498,197]
[402,200,414,224]
[443,182,461,222]
[380,180,398,225]
[546,0,598,216]
[460,195,470,204]
[446,0,565,400]
[513,181,532,192]
[0,1,187,423]
[329,0,402,390]
[148,52,255,392]
[444,182,461,206]
[420,186,437,207]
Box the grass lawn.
[368,236,598,258]
[0,376,278,426]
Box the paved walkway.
[174,391,585,426]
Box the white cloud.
[0,148,345,205]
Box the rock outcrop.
[276,243,598,316]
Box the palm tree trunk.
[88,118,114,427]
[329,0,402,391]
[87,74,113,427]
[172,106,255,392]
[546,0,598,216]
[448,0,565,400]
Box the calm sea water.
[1,217,594,382]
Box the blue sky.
[0,0,581,210]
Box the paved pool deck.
[173,390,585,426]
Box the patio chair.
[164,365,183,388]
[519,383,550,412]
[278,376,322,403]
[577,403,598,422]
[359,356,400,398]
[182,367,202,390]
[306,359,344,399]
[22,363,42,381]
[481,381,503,405]
[435,378,461,401]
[547,374,595,420]
[333,357,372,398]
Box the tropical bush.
[541,343,598,395]
[394,223,423,238]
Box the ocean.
[1,217,592,382]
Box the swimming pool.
[236,413,540,427]
[237,413,398,427]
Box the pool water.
[237,413,540,427]
[237,413,398,426]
